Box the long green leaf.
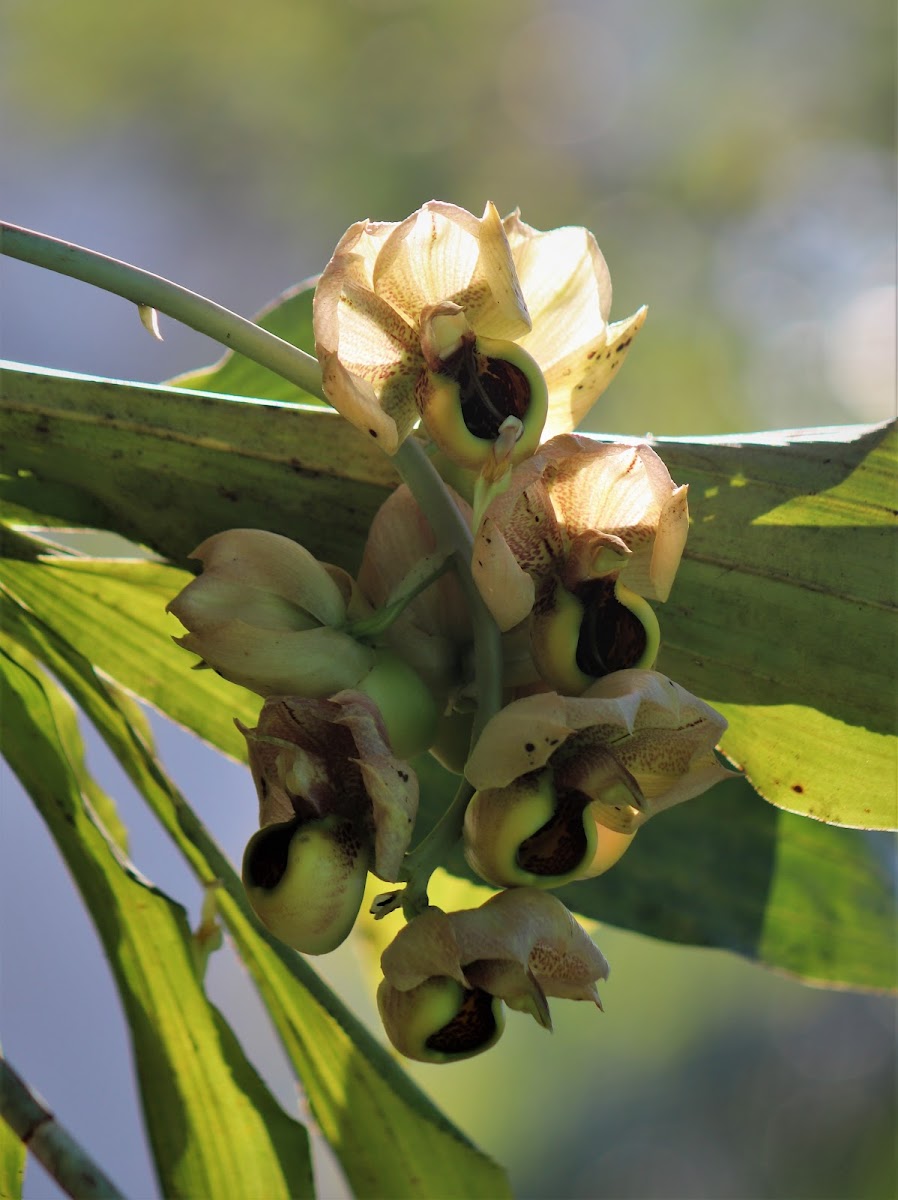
[3,559,894,991]
[0,361,393,570]
[170,280,325,405]
[2,360,894,826]
[0,1075,25,1200]
[0,587,511,1200]
[0,639,313,1200]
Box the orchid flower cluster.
[167,202,731,1064]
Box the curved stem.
[0,1054,127,1200]
[0,222,327,401]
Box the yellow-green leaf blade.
[0,587,511,1200]
[0,640,313,1200]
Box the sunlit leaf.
[3,561,893,991]
[0,1084,26,1200]
[0,638,314,1200]
[0,589,512,1200]
[0,361,393,570]
[2,360,893,827]
[171,280,324,405]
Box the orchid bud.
[355,652,439,760]
[167,529,374,698]
[242,815,369,955]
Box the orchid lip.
[424,985,500,1056]
[438,334,533,441]
[575,578,649,677]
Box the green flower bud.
[355,652,439,760]
[242,815,369,955]
[376,976,505,1064]
[530,574,660,695]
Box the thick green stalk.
[393,440,504,916]
[0,1055,128,1200]
[0,223,326,400]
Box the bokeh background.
[1,0,895,1197]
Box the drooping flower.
[167,528,437,757]
[377,889,608,1063]
[472,436,689,693]
[240,692,418,953]
[462,670,730,889]
[313,201,645,467]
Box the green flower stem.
[393,438,503,742]
[2,221,504,914]
[393,439,504,917]
[0,1054,127,1200]
[0,222,326,401]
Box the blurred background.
[1,0,895,1197]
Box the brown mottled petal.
[380,907,469,991]
[451,889,608,1003]
[330,691,418,881]
[373,201,531,340]
[464,960,552,1029]
[175,621,374,698]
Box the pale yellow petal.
[373,201,531,340]
[471,515,535,631]
[541,306,648,439]
[542,437,688,601]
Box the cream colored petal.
[330,691,418,882]
[471,516,535,631]
[540,306,648,439]
[464,691,577,789]
[175,621,374,698]
[505,214,612,383]
[451,889,608,1004]
[465,682,653,791]
[373,201,531,340]
[380,907,468,991]
[542,437,688,601]
[181,529,348,627]
[314,233,421,452]
[504,210,612,324]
